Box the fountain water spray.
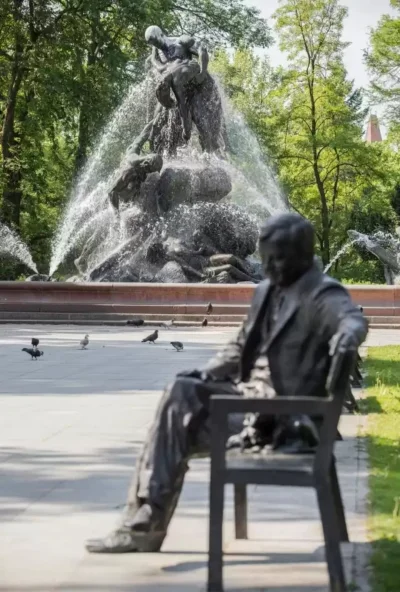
[323,240,359,274]
[219,84,287,217]
[49,75,287,279]
[49,80,150,277]
[0,223,38,273]
[324,229,400,284]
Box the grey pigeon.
[80,335,89,349]
[142,330,158,344]
[206,302,213,315]
[201,318,208,327]
[31,337,39,349]
[22,348,44,360]
[127,318,144,327]
[171,341,183,352]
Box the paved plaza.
[0,325,396,591]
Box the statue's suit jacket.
[205,264,368,398]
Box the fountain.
[347,229,400,284]
[323,230,400,284]
[0,223,38,276]
[48,26,287,284]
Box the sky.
[247,0,396,135]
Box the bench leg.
[344,387,360,412]
[208,478,225,591]
[330,463,349,543]
[316,481,347,592]
[234,485,248,539]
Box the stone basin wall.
[0,282,398,327]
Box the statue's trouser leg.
[119,376,241,547]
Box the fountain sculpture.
[348,229,400,284]
[48,26,286,284]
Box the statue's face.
[259,230,312,286]
[145,26,166,50]
[150,35,165,50]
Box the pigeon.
[201,318,208,327]
[80,335,89,349]
[142,330,158,344]
[127,318,144,327]
[31,337,39,349]
[171,341,184,352]
[206,302,213,315]
[22,348,44,360]
[162,319,175,329]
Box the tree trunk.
[307,59,330,266]
[74,101,91,174]
[1,37,25,227]
[74,25,99,175]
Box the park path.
[0,324,391,591]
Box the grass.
[362,346,400,592]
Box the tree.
[365,1,400,122]
[211,6,399,279]
[211,48,278,153]
[270,0,387,266]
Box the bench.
[208,350,356,592]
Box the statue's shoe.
[86,505,165,554]
[85,528,165,554]
[85,528,139,554]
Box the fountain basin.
[0,282,399,327]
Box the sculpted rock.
[88,231,150,282]
[155,261,188,283]
[197,166,232,200]
[93,265,139,283]
[157,165,231,211]
[196,204,258,260]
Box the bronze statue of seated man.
[85,212,368,554]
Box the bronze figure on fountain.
[130,25,225,156]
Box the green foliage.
[365,2,400,123]
[333,253,386,284]
[211,0,400,282]
[364,346,400,592]
[271,0,388,266]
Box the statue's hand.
[176,369,210,381]
[329,329,359,356]
[226,426,261,451]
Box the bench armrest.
[210,395,333,417]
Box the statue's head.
[259,213,314,286]
[145,25,166,50]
